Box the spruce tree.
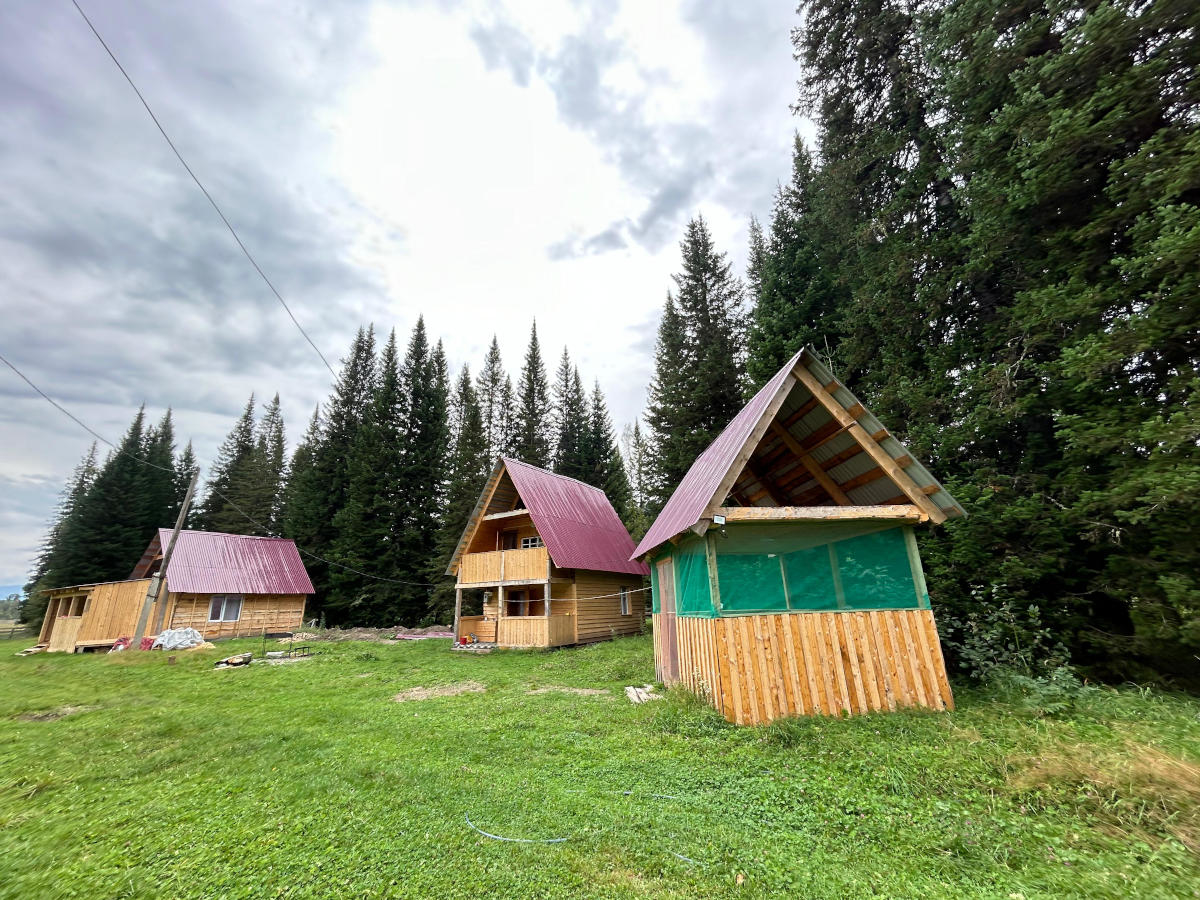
[194,395,261,534]
[620,421,653,540]
[280,406,324,581]
[643,295,690,510]
[21,443,99,624]
[476,336,515,465]
[140,410,178,533]
[551,348,589,479]
[582,380,631,520]
[298,326,378,613]
[511,321,552,467]
[51,408,152,585]
[172,441,199,524]
[255,393,287,532]
[431,365,490,621]
[329,331,405,624]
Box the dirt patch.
[285,625,451,644]
[1010,741,1200,853]
[392,681,486,703]
[527,686,611,697]
[18,705,96,722]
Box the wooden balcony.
[458,547,550,586]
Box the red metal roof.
[503,458,649,577]
[140,529,315,595]
[632,349,803,560]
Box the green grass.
[1,635,1197,899]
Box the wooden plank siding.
[654,609,953,725]
[168,593,306,639]
[458,547,550,585]
[572,572,645,644]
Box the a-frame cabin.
[632,347,963,724]
[448,458,649,649]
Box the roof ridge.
[500,456,605,493]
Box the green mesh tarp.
[713,522,927,613]
[650,561,660,614]
[675,537,716,617]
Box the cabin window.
[521,536,544,550]
[501,531,519,550]
[208,594,243,622]
[620,588,630,616]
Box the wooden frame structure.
[634,348,963,725]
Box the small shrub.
[989,665,1099,717]
[939,589,1070,680]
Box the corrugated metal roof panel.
[631,349,803,559]
[156,529,315,595]
[503,458,649,576]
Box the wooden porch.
[458,547,552,586]
[456,613,575,648]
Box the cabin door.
[656,559,679,684]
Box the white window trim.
[208,594,244,623]
[520,535,544,550]
[620,587,630,616]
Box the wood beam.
[791,364,947,523]
[769,421,852,505]
[711,505,925,522]
[745,459,783,505]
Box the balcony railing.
[458,547,549,585]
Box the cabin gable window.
[620,587,630,616]
[521,535,544,550]
[208,594,244,622]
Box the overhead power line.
[68,0,337,380]
[0,350,435,587]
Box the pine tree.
[551,348,589,479]
[431,365,491,621]
[511,321,552,467]
[280,406,324,583]
[476,336,515,465]
[194,395,261,534]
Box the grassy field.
[1,633,1197,899]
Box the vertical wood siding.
[654,609,953,725]
[167,594,307,639]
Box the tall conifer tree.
[551,348,589,479]
[512,321,552,467]
[476,336,515,465]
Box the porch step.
[453,642,497,654]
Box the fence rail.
[0,624,34,640]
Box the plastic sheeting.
[153,627,205,650]
[675,537,716,618]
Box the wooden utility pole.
[133,468,199,649]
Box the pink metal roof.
[142,529,315,595]
[632,349,802,560]
[504,458,649,577]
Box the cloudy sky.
[0,0,810,590]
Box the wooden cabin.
[448,457,649,649]
[38,530,314,652]
[633,347,962,725]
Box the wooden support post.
[779,556,793,610]
[545,557,553,622]
[134,469,198,649]
[705,532,722,613]
[452,586,463,643]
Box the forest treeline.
[22,0,1198,683]
[23,320,630,628]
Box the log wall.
[653,608,953,725]
[168,593,306,639]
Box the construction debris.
[625,684,663,704]
[214,652,252,670]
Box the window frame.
[619,587,630,616]
[208,594,244,623]
[520,535,545,550]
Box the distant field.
[1,634,1196,899]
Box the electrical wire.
[1,350,436,587]
[68,0,337,380]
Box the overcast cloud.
[0,0,807,586]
